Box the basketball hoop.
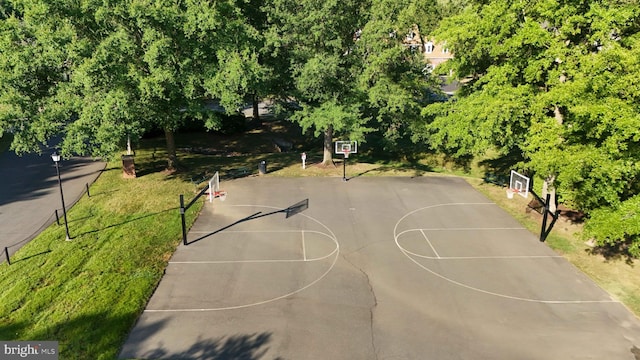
[335,140,357,182]
[215,191,227,202]
[509,170,530,199]
[506,188,518,199]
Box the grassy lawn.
[0,119,638,359]
[0,149,202,360]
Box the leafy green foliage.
[356,0,443,158]
[425,0,640,254]
[584,195,640,258]
[0,0,262,170]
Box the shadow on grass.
[75,208,176,238]
[168,152,302,184]
[0,311,138,360]
[9,250,52,264]
[1,311,281,360]
[478,149,526,186]
[352,161,434,178]
[585,239,637,266]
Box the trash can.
[258,160,267,175]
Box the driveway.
[0,150,105,261]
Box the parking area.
[119,176,640,360]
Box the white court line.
[393,202,620,304]
[420,227,526,231]
[396,228,527,238]
[399,246,562,260]
[171,259,313,264]
[302,230,307,261]
[420,229,440,259]
[398,247,618,304]
[188,230,313,233]
[398,227,560,259]
[147,204,340,312]
[170,230,335,264]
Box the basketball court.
[119,175,640,360]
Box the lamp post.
[52,152,71,241]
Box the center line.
[420,229,440,259]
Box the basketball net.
[215,191,227,202]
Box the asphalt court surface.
[120,176,640,359]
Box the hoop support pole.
[540,193,550,242]
[180,194,188,245]
[342,153,347,181]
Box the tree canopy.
[3,0,639,255]
[263,0,371,164]
[424,0,640,255]
[0,0,261,169]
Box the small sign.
[1,341,58,360]
[301,152,306,160]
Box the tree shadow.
[74,208,176,238]
[351,161,434,179]
[585,238,637,266]
[0,152,104,207]
[134,332,284,360]
[2,310,283,360]
[478,149,526,186]
[0,311,143,359]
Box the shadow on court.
[129,324,279,360]
[120,176,640,360]
[186,199,309,245]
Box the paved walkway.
[119,176,640,360]
[0,150,105,261]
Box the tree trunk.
[554,105,563,125]
[164,127,178,171]
[542,174,557,214]
[252,93,260,124]
[545,103,563,213]
[322,125,333,166]
[415,24,426,53]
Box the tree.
[264,0,371,165]
[423,0,640,254]
[0,1,75,154]
[264,0,444,163]
[0,0,257,171]
[355,0,443,158]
